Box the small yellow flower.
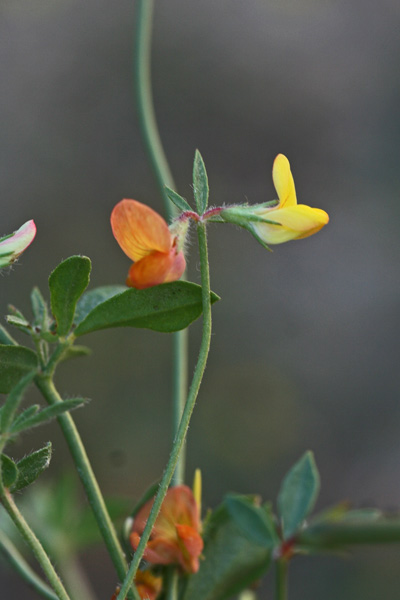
[220,154,329,248]
[251,154,329,244]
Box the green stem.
[134,0,188,488]
[0,529,59,600]
[0,488,70,600]
[134,0,175,210]
[34,376,138,600]
[298,520,400,546]
[117,221,212,600]
[275,558,288,600]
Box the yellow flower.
[220,155,329,248]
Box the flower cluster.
[110,154,329,290]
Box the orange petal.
[176,523,203,573]
[135,571,162,600]
[111,199,172,262]
[272,154,297,208]
[126,248,186,289]
[130,531,181,566]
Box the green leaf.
[10,398,88,434]
[5,315,31,335]
[182,500,271,600]
[59,345,92,363]
[193,149,209,215]
[74,285,126,325]
[165,186,193,213]
[0,346,38,394]
[0,371,36,433]
[226,494,277,548]
[0,325,18,346]
[49,256,91,336]
[10,405,40,432]
[30,286,50,331]
[1,454,19,488]
[74,281,220,336]
[11,443,52,492]
[277,451,320,539]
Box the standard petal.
[0,220,36,257]
[111,199,172,261]
[126,248,186,289]
[272,154,297,208]
[252,204,329,244]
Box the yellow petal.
[272,154,297,208]
[252,204,329,244]
[111,199,172,262]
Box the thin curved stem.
[34,375,137,600]
[0,488,70,600]
[0,529,59,600]
[134,0,188,488]
[117,221,212,600]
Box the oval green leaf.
[49,256,91,336]
[277,450,320,539]
[0,346,38,394]
[74,281,220,336]
[12,442,52,492]
[226,494,277,548]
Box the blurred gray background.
[1,0,400,598]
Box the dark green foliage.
[0,346,38,394]
[277,451,320,539]
[49,256,91,336]
[74,282,220,336]
[183,500,271,600]
[225,494,277,547]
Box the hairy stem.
[117,221,212,600]
[0,529,59,600]
[0,488,70,600]
[35,375,138,600]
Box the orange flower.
[111,199,186,289]
[130,485,203,574]
[111,571,162,600]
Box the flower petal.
[111,200,172,262]
[252,204,329,244]
[272,154,297,208]
[126,248,186,289]
[176,523,203,573]
[0,220,36,266]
